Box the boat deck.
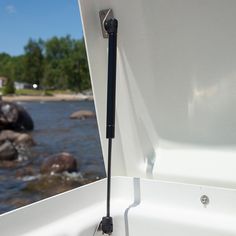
[0,177,235,236]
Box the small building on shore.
[14,82,32,90]
[0,77,8,88]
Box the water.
[0,100,105,214]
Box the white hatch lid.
[79,0,236,188]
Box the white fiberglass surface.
[79,0,236,187]
[1,177,236,236]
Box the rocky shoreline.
[0,100,104,213]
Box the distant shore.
[3,93,93,102]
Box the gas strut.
[101,16,118,235]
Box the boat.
[1,0,236,235]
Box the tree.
[65,42,90,91]
[75,39,91,91]
[12,56,25,82]
[0,36,91,92]
[3,78,15,95]
[43,35,75,89]
[23,39,44,86]
[0,53,12,78]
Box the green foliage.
[0,53,25,82]
[0,36,91,92]
[23,39,44,86]
[3,78,15,95]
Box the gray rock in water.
[0,130,19,142]
[0,140,17,161]
[0,101,34,131]
[15,133,35,147]
[70,110,95,120]
[0,130,35,147]
[40,152,78,174]
[24,175,81,196]
[0,130,35,162]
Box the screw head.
[200,195,209,206]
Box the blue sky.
[0,0,83,56]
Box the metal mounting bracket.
[99,9,114,38]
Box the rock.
[14,133,35,147]
[0,140,17,161]
[0,160,18,168]
[40,152,78,174]
[0,130,35,147]
[82,164,106,180]
[0,103,18,124]
[5,198,32,209]
[24,175,81,196]
[0,101,34,131]
[70,110,95,120]
[0,131,35,162]
[0,130,19,142]
[15,166,35,178]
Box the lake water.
[0,100,105,214]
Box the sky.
[0,0,83,56]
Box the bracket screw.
[200,195,209,206]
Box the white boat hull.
[1,177,235,235]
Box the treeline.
[0,35,91,91]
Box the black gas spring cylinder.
[100,12,118,236]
